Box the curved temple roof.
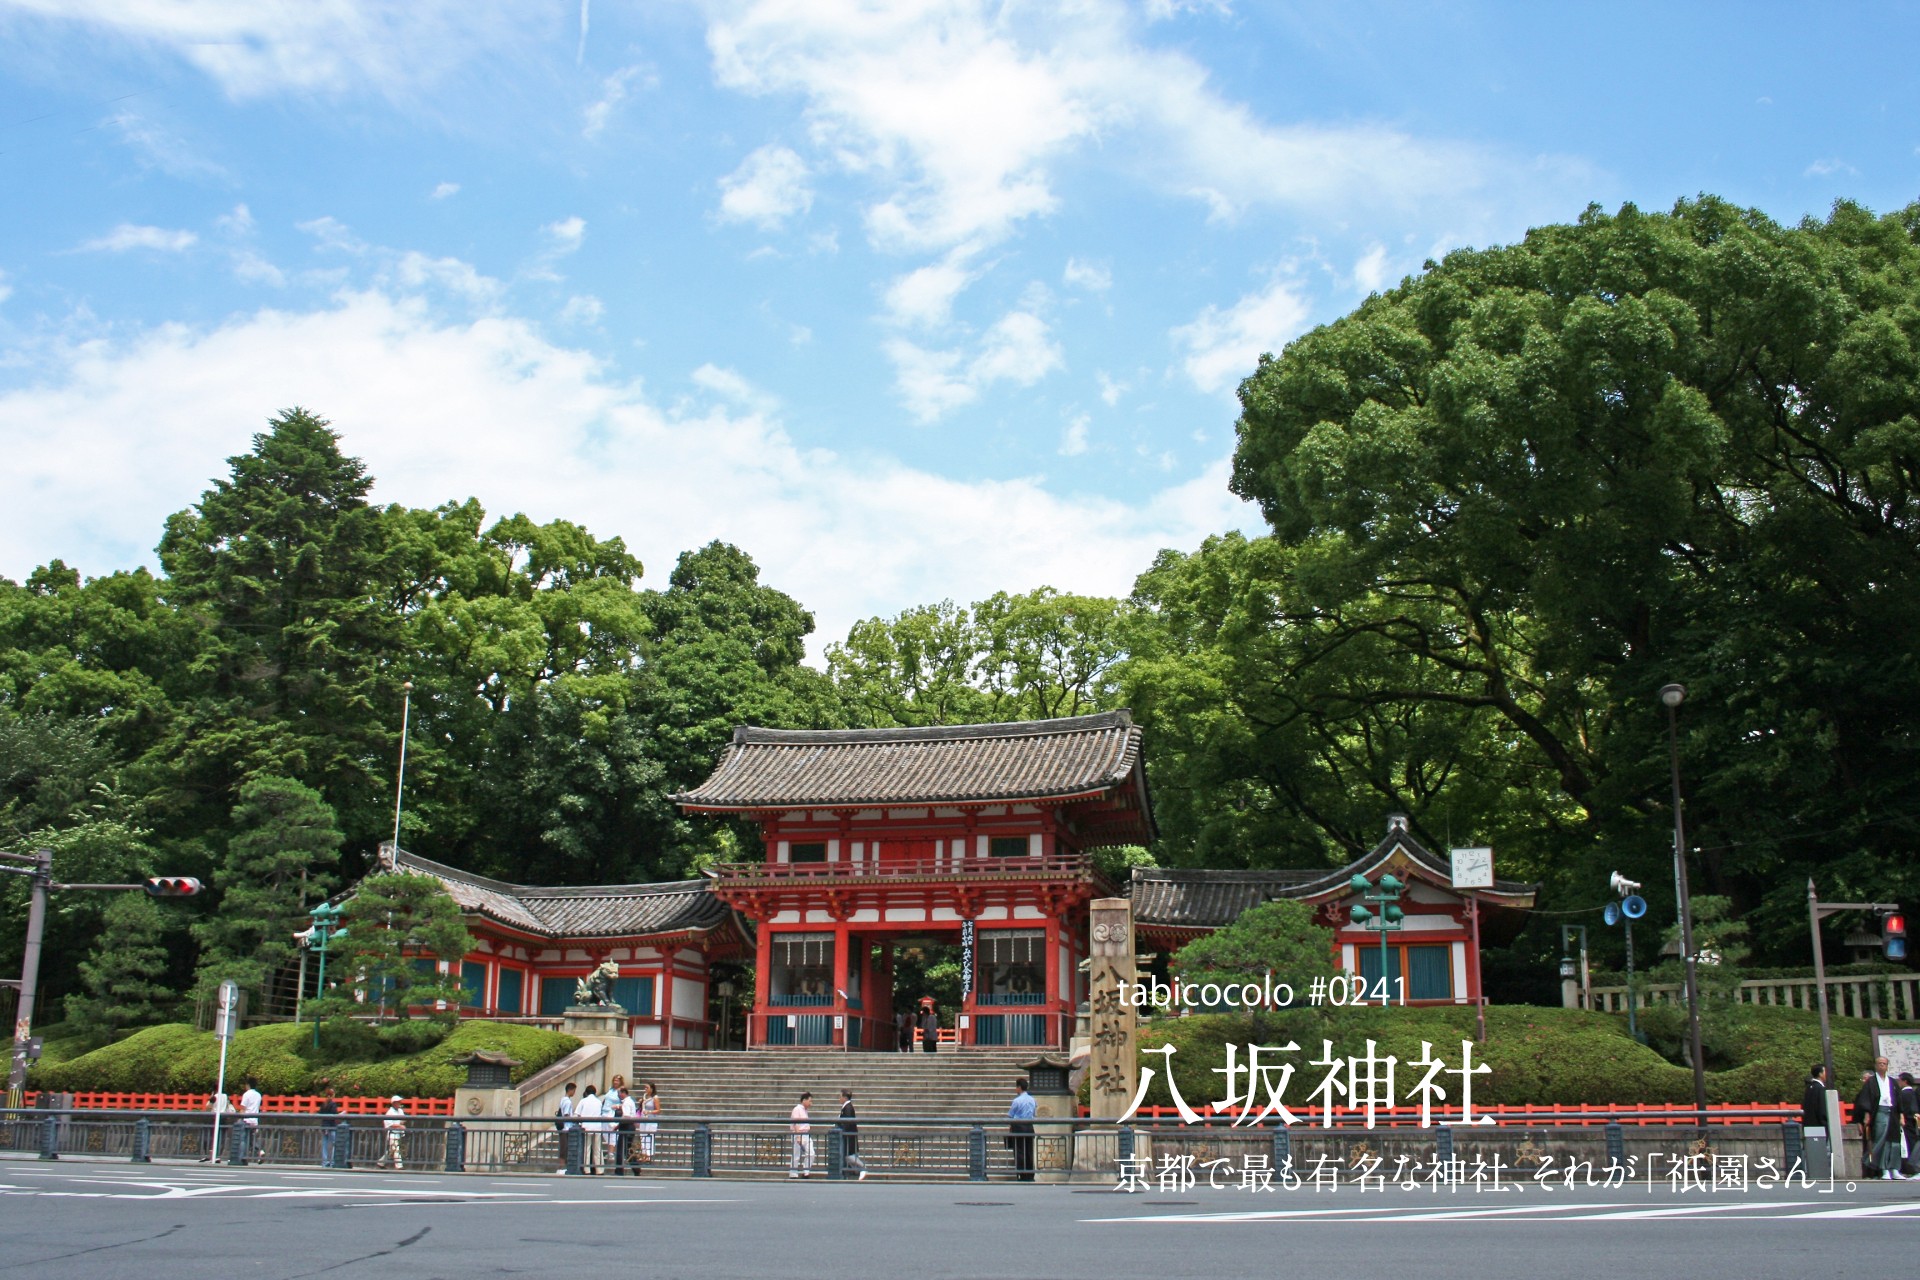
[673,710,1151,819]
[389,848,732,941]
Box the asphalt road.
[1,1157,1916,1279]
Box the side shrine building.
[675,712,1156,1049]
[381,712,1534,1052]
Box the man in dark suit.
[1853,1056,1904,1179]
[1801,1063,1829,1131]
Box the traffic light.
[1883,911,1907,961]
[144,876,202,898]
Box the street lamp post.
[391,680,414,852]
[1348,872,1405,1005]
[308,902,345,1049]
[1659,683,1709,1127]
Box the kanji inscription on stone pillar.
[1087,896,1137,1120]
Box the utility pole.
[2,849,51,1105]
[391,680,414,852]
[1658,684,1709,1128]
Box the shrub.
[32,1019,581,1098]
[376,1017,456,1056]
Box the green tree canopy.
[317,871,473,1021]
[1169,900,1336,1000]
[193,775,342,1001]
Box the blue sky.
[2,1,1917,652]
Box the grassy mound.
[1129,1003,1909,1109]
[29,1020,582,1097]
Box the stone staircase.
[624,1049,1044,1122]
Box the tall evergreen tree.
[156,408,400,853]
[66,894,175,1035]
[193,775,342,1001]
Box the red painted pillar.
[832,923,852,1048]
[752,927,773,1050]
[1043,913,1062,1048]
[661,946,678,1050]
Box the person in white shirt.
[376,1096,407,1170]
[199,1091,231,1163]
[577,1086,605,1175]
[789,1092,813,1178]
[238,1078,265,1164]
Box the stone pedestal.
[1022,1054,1075,1184]
[561,1006,632,1093]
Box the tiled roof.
[1129,868,1325,929]
[673,711,1149,810]
[388,850,729,940]
[1131,821,1536,930]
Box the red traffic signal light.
[144,876,202,898]
[1884,911,1907,962]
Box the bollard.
[228,1121,249,1166]
[1435,1124,1454,1171]
[564,1126,583,1177]
[38,1113,57,1161]
[1782,1120,1803,1169]
[967,1124,987,1182]
[331,1120,352,1170]
[691,1123,712,1178]
[1118,1125,1135,1162]
[445,1121,465,1173]
[1271,1123,1291,1180]
[1604,1121,1625,1173]
[131,1116,152,1164]
[826,1125,844,1181]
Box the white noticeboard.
[1449,846,1494,890]
[1873,1028,1920,1080]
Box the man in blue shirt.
[1006,1078,1037,1181]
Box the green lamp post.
[307,902,346,1048]
[1348,872,1405,1005]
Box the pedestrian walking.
[1853,1056,1904,1179]
[838,1088,866,1180]
[638,1082,660,1165]
[919,999,939,1054]
[789,1092,814,1178]
[896,1010,913,1052]
[1899,1071,1919,1178]
[317,1085,346,1169]
[578,1085,605,1174]
[1800,1062,1829,1131]
[1006,1078,1036,1182]
[376,1096,407,1170]
[555,1081,579,1174]
[612,1085,636,1174]
[198,1090,230,1162]
[238,1077,265,1163]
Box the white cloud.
[392,252,501,302]
[1063,257,1111,292]
[5,0,545,99]
[690,363,778,414]
[717,145,814,229]
[885,306,1063,421]
[883,247,978,327]
[1352,244,1391,294]
[1060,413,1089,456]
[431,181,461,199]
[560,294,604,325]
[1172,275,1312,394]
[544,216,587,254]
[0,271,11,306]
[1804,157,1857,177]
[970,309,1062,387]
[77,224,197,253]
[1097,371,1125,407]
[215,204,255,236]
[706,1,1589,254]
[583,64,652,139]
[108,110,226,179]
[0,290,1254,658]
[231,251,286,287]
[297,217,366,254]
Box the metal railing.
[0,1104,1826,1185]
[1587,973,1920,1020]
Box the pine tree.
[193,775,342,1001]
[66,893,175,1035]
[313,872,472,1022]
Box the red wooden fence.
[20,1091,454,1116]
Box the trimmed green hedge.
[29,1020,582,1097]
[1126,1004,1910,1109]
